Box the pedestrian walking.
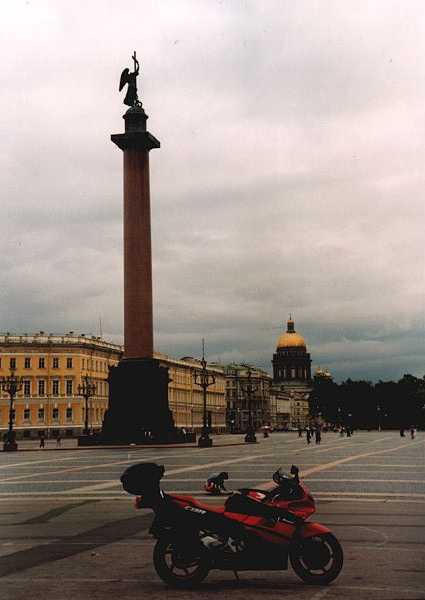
[410,427,416,440]
[315,427,321,445]
[400,428,405,437]
[56,434,61,447]
[298,427,303,437]
[39,434,45,449]
[306,428,311,444]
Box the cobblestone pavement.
[0,431,424,599]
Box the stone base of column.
[3,431,18,452]
[3,441,18,452]
[244,427,258,443]
[198,433,213,448]
[101,357,181,444]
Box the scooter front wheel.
[290,533,343,585]
[153,538,210,588]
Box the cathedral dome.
[276,317,306,349]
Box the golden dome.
[276,317,307,349]
[277,332,306,348]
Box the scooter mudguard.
[298,521,331,538]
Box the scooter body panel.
[296,521,331,538]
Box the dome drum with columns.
[272,317,312,383]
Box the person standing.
[39,433,45,449]
[315,427,322,445]
[410,427,416,440]
[56,434,61,447]
[306,428,311,444]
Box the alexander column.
[102,52,174,442]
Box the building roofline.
[0,332,123,352]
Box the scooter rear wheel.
[290,533,343,585]
[153,538,210,588]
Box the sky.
[0,0,424,382]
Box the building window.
[66,357,73,369]
[39,357,45,369]
[53,357,59,369]
[23,381,31,396]
[38,408,45,421]
[38,380,45,396]
[52,408,59,420]
[10,358,16,370]
[24,357,31,369]
[66,380,73,396]
[24,408,30,420]
[52,380,59,396]
[66,407,73,421]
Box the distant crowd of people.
[294,423,418,445]
[298,425,324,444]
[295,424,358,445]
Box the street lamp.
[240,366,258,443]
[377,403,381,432]
[77,375,96,436]
[1,369,23,451]
[193,340,215,448]
[347,412,353,436]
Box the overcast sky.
[0,0,424,382]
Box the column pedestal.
[102,357,175,443]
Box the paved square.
[0,431,424,599]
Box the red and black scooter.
[120,463,343,588]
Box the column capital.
[111,106,160,151]
[111,131,160,152]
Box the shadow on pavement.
[0,513,152,578]
[11,500,100,526]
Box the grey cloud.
[0,0,423,382]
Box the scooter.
[120,463,343,588]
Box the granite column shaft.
[123,150,153,359]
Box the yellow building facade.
[0,334,227,438]
[156,353,227,433]
[0,332,122,439]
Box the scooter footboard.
[298,522,331,538]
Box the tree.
[311,374,339,424]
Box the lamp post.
[193,340,215,447]
[77,375,97,436]
[240,366,258,443]
[377,403,381,432]
[1,369,23,451]
[347,412,353,437]
[336,405,342,434]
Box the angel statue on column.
[119,51,141,107]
